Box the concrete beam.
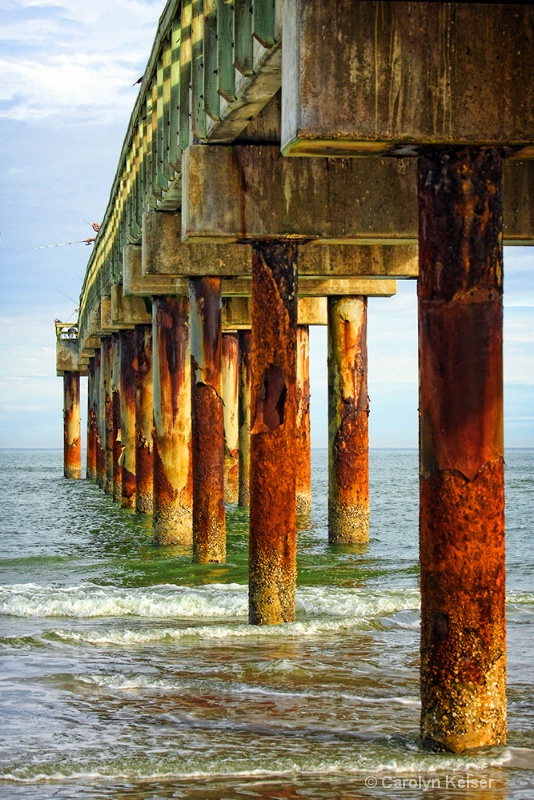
[56,340,87,376]
[111,284,151,327]
[281,1,534,157]
[182,146,534,244]
[145,210,418,278]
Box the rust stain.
[86,359,97,482]
[94,349,106,489]
[63,371,81,479]
[120,330,137,509]
[152,297,192,545]
[190,278,226,563]
[328,297,370,543]
[135,324,153,514]
[418,147,506,752]
[238,330,252,507]
[249,242,298,625]
[296,325,311,515]
[222,333,239,504]
[102,338,114,495]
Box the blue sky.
[1,0,532,449]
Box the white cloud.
[0,0,165,123]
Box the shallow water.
[0,449,533,799]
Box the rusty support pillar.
[238,331,252,507]
[189,278,226,563]
[296,325,312,515]
[94,348,105,488]
[102,337,114,494]
[135,324,154,514]
[86,358,97,482]
[418,147,506,753]
[63,371,81,479]
[249,242,298,625]
[327,296,370,543]
[152,296,192,544]
[222,332,239,503]
[111,333,122,503]
[120,330,137,509]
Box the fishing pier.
[55,1,534,754]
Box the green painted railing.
[79,0,281,335]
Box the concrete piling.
[418,147,506,753]
[102,338,114,495]
[222,332,240,504]
[238,330,252,507]
[135,324,154,515]
[63,371,81,479]
[152,296,193,545]
[327,296,370,543]
[296,325,312,516]
[119,330,137,509]
[249,242,298,625]
[189,277,226,563]
[112,333,122,503]
[94,348,106,489]
[86,358,97,482]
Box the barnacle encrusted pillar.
[119,330,137,509]
[63,371,81,479]
[86,358,97,482]
[152,296,193,545]
[135,323,154,514]
[296,324,312,515]
[111,333,122,503]
[222,332,239,503]
[249,242,298,625]
[327,296,370,543]
[418,147,506,753]
[189,277,226,563]
[238,330,252,507]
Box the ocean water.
[0,448,533,800]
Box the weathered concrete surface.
[152,296,193,545]
[94,349,106,489]
[111,283,151,327]
[63,371,81,480]
[112,334,122,503]
[222,333,239,504]
[327,297,370,544]
[102,338,114,495]
[238,331,252,507]
[249,242,297,625]
[189,278,226,563]
[86,358,97,482]
[119,330,137,509]
[296,325,311,515]
[182,146,534,244]
[418,147,506,753]
[135,324,154,515]
[282,1,534,157]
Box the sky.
[0,0,532,450]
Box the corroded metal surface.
[112,334,122,503]
[418,147,506,753]
[63,371,81,479]
[222,333,239,504]
[102,338,114,495]
[327,296,370,543]
[135,324,154,515]
[94,348,106,488]
[189,278,226,564]
[296,325,311,515]
[119,330,137,509]
[152,297,193,544]
[249,242,298,625]
[86,358,97,482]
[238,331,252,507]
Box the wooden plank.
[179,0,192,151]
[252,0,275,48]
[169,16,181,169]
[234,0,254,77]
[217,0,235,102]
[191,0,206,138]
[203,0,220,121]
